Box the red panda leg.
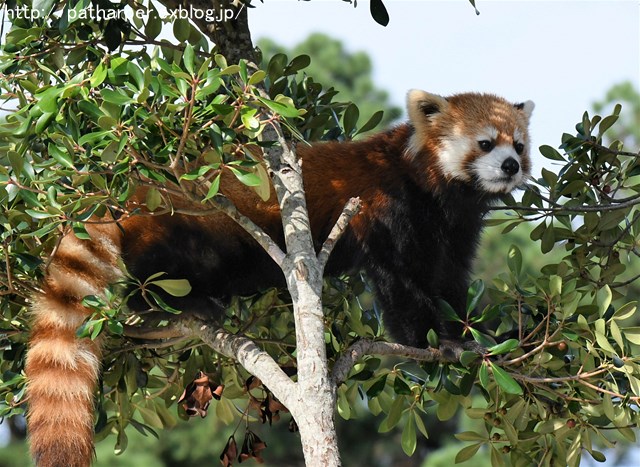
[25,224,123,467]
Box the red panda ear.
[514,100,535,119]
[407,90,449,126]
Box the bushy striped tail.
[25,224,123,467]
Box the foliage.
[1,2,640,467]
[257,33,402,135]
[0,0,388,463]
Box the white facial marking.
[471,144,524,193]
[514,128,524,143]
[478,126,498,142]
[439,132,472,181]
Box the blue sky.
[248,0,640,175]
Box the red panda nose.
[501,157,520,176]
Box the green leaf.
[107,320,124,335]
[598,114,619,137]
[25,209,56,220]
[91,320,104,340]
[126,61,144,91]
[337,386,351,420]
[426,329,439,348]
[489,362,522,395]
[114,429,128,455]
[540,222,556,253]
[393,375,412,396]
[541,167,558,189]
[438,299,461,322]
[33,0,55,16]
[370,0,390,26]
[257,96,303,118]
[414,412,429,439]
[248,70,266,86]
[145,7,162,39]
[76,319,104,339]
[549,275,562,297]
[539,144,565,161]
[455,431,487,442]
[146,290,182,314]
[240,108,260,130]
[219,65,241,76]
[138,407,164,430]
[216,397,235,425]
[203,174,221,201]
[173,18,191,43]
[7,150,24,175]
[506,244,522,277]
[436,393,459,421]
[145,188,163,212]
[455,442,483,463]
[401,415,417,456]
[366,374,387,398]
[72,223,92,240]
[183,44,195,75]
[594,320,616,354]
[180,165,216,181]
[100,88,132,105]
[459,351,480,367]
[251,162,271,202]
[597,285,612,317]
[381,395,404,431]
[285,54,311,75]
[195,77,222,100]
[90,62,108,87]
[343,103,360,137]
[47,143,75,169]
[487,339,519,356]
[355,110,384,136]
[229,167,261,187]
[490,444,506,467]
[267,53,287,80]
[466,279,485,313]
[35,112,55,133]
[613,302,636,321]
[150,279,192,297]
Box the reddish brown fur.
[26,223,122,467]
[299,125,415,244]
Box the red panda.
[24,90,534,466]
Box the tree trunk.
[156,1,345,464]
[286,261,341,466]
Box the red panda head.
[405,90,534,194]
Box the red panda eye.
[514,142,525,155]
[478,140,494,152]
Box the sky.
[247,0,640,176]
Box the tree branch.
[172,315,298,406]
[317,197,362,269]
[332,339,464,386]
[179,197,286,266]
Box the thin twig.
[317,197,361,269]
[332,339,462,386]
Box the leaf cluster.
[0,0,389,456]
